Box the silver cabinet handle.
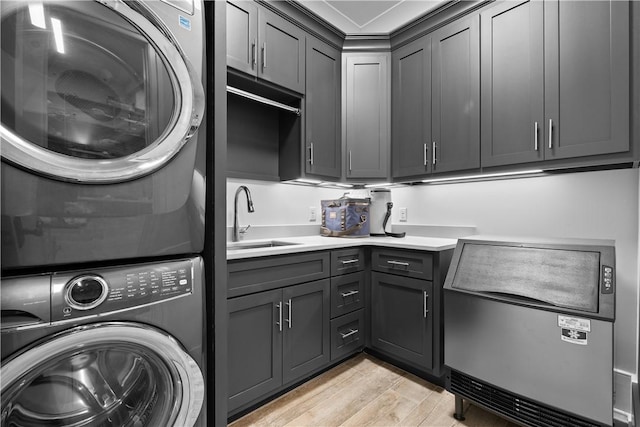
[340,290,359,298]
[341,259,359,265]
[262,43,267,70]
[432,142,437,165]
[387,260,409,267]
[252,40,257,68]
[423,143,428,166]
[285,298,292,329]
[534,121,539,151]
[424,291,429,318]
[276,302,282,332]
[340,328,359,339]
[548,119,553,149]
[309,143,314,165]
[348,151,352,172]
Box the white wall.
[227,178,346,227]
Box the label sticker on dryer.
[179,15,192,31]
[558,315,591,332]
[561,328,588,345]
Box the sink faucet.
[233,185,255,242]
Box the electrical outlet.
[309,206,317,222]
[399,207,408,222]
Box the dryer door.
[0,0,204,183]
[0,322,204,427]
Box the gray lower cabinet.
[331,309,365,361]
[369,247,452,378]
[329,247,366,361]
[228,279,330,414]
[371,272,433,369]
[227,288,282,412]
[282,280,331,384]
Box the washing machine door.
[0,0,204,183]
[0,322,204,427]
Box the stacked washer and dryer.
[1,1,207,425]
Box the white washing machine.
[1,256,206,426]
[1,0,206,269]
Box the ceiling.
[295,0,447,35]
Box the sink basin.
[227,240,300,250]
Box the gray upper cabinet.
[481,0,544,167]
[344,53,391,179]
[305,37,342,179]
[544,0,629,160]
[431,15,481,174]
[226,1,305,94]
[227,0,258,76]
[392,35,432,179]
[482,0,629,167]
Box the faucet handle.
[239,224,251,235]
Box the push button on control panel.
[601,266,614,294]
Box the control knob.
[65,275,109,310]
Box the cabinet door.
[371,272,433,369]
[305,37,341,178]
[226,0,258,76]
[258,7,305,94]
[431,15,480,174]
[392,36,432,179]
[544,0,629,160]
[282,279,330,385]
[227,289,283,412]
[481,0,544,167]
[344,54,390,179]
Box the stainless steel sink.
[227,240,300,250]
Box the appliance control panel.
[51,259,194,322]
[601,265,614,294]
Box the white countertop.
[227,235,458,260]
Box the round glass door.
[0,0,204,183]
[1,323,204,427]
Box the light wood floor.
[229,353,519,427]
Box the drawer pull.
[340,328,359,339]
[387,260,410,267]
[340,290,359,298]
[341,259,359,265]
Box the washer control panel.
[52,259,194,322]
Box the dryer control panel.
[51,259,194,322]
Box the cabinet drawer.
[331,248,365,276]
[371,248,433,280]
[228,252,330,297]
[330,309,365,361]
[331,271,365,318]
